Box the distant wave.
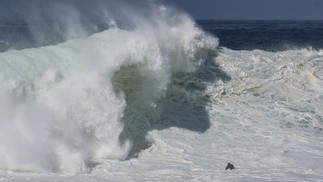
[197,20,323,51]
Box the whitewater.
[1,1,323,181]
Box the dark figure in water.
[225,163,235,170]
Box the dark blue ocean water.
[1,20,323,52]
[198,20,323,51]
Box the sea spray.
[0,0,218,174]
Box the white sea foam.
[1,42,323,182]
[93,48,323,181]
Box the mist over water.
[0,0,152,50]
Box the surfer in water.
[225,163,235,170]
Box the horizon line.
[195,19,323,21]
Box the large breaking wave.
[0,0,218,174]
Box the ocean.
[0,1,323,181]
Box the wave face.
[0,1,218,174]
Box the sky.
[0,0,322,21]
[163,0,323,20]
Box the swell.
[198,20,323,52]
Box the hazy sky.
[163,0,323,20]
